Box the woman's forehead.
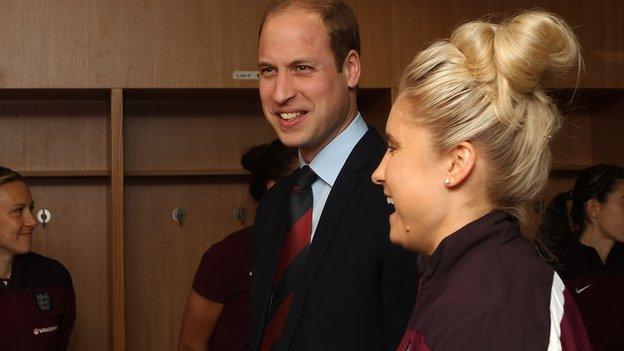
[0,181,31,204]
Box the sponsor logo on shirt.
[33,325,58,335]
[34,291,53,312]
[575,284,591,294]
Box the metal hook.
[233,207,247,224]
[37,209,52,227]
[172,208,187,224]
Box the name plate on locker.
[232,71,260,80]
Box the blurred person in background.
[539,164,624,351]
[178,140,297,351]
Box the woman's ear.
[586,198,603,221]
[443,141,476,188]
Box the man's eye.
[295,65,311,72]
[259,67,275,76]
[387,145,397,154]
[14,209,23,215]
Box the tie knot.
[294,165,318,190]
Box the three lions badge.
[35,292,53,312]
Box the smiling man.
[250,1,419,350]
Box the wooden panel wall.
[0,90,109,173]
[388,0,624,88]
[28,178,110,351]
[591,90,624,165]
[123,90,276,173]
[1,2,622,351]
[0,0,622,88]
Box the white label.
[33,325,58,335]
[232,71,260,80]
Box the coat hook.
[172,208,187,224]
[233,207,247,224]
[37,209,52,227]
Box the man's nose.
[272,72,296,104]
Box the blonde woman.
[372,11,592,350]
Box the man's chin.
[275,132,308,149]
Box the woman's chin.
[388,225,408,248]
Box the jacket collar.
[419,211,518,284]
[300,113,368,187]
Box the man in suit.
[250,1,420,350]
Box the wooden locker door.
[29,178,111,351]
[124,179,255,351]
[123,88,276,351]
[0,89,111,351]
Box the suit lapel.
[278,128,385,349]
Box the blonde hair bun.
[398,10,582,224]
[451,11,580,94]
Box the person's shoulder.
[446,228,550,306]
[209,226,253,253]
[200,226,253,265]
[350,125,386,165]
[493,232,556,307]
[496,232,552,276]
[20,252,69,273]
[18,252,73,287]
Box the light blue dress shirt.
[298,112,368,241]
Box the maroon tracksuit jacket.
[0,252,75,351]
[397,211,592,351]
[557,240,624,351]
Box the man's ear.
[265,180,277,190]
[443,141,476,188]
[343,50,361,88]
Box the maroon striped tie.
[260,165,317,351]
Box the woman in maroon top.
[539,165,624,351]
[372,10,592,351]
[178,140,296,351]
[0,167,75,351]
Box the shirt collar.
[298,112,368,186]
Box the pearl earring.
[444,178,451,185]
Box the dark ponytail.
[537,191,574,262]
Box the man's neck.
[300,107,359,163]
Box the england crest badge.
[35,292,53,312]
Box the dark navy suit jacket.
[250,127,419,351]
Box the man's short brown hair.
[259,0,361,72]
